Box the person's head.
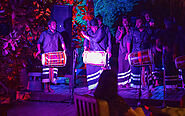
[96,14,103,26]
[144,13,150,22]
[164,17,174,29]
[90,18,99,33]
[142,11,151,22]
[48,19,57,31]
[136,17,144,29]
[94,70,118,99]
[122,16,129,28]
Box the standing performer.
[128,17,152,88]
[96,14,112,60]
[35,19,66,92]
[116,16,132,87]
[81,18,111,92]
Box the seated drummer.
[35,19,66,92]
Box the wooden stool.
[27,72,42,91]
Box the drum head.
[41,53,45,66]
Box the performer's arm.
[125,42,131,60]
[61,42,66,51]
[35,32,44,58]
[82,46,87,58]
[156,38,162,52]
[59,33,66,51]
[107,27,112,58]
[35,44,41,58]
[106,45,112,58]
[125,32,133,60]
[115,26,123,43]
[84,36,90,51]
[81,31,90,40]
[91,28,105,43]
[84,46,88,51]
[82,28,105,43]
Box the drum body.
[175,55,185,69]
[83,51,107,67]
[42,51,67,67]
[128,49,153,66]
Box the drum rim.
[128,49,154,66]
[175,55,185,69]
[41,51,67,67]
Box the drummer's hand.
[156,46,162,52]
[63,49,68,56]
[82,51,85,57]
[81,31,90,40]
[81,31,86,37]
[34,50,41,59]
[108,52,112,59]
[118,26,123,33]
[125,53,129,60]
[82,47,88,57]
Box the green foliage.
[94,0,140,35]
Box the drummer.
[35,19,66,92]
[81,18,111,93]
[128,17,152,88]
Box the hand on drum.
[125,53,129,60]
[34,50,41,59]
[82,51,85,58]
[108,52,112,59]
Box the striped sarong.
[86,64,103,90]
[42,68,58,83]
[130,66,141,88]
[118,69,131,86]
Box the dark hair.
[90,18,99,26]
[122,15,128,20]
[48,19,57,26]
[135,16,144,21]
[96,14,103,22]
[94,70,130,116]
[141,10,151,17]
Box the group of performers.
[36,11,184,93]
[81,12,184,92]
[81,14,154,92]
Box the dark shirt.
[116,27,134,54]
[128,28,152,52]
[115,26,125,43]
[101,24,112,52]
[37,29,64,53]
[84,27,110,51]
